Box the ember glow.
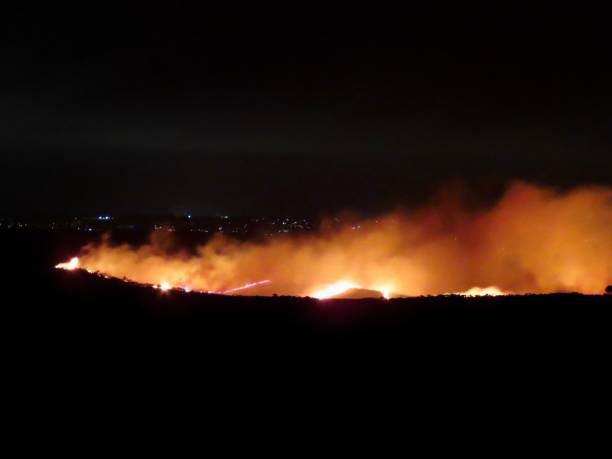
[55,183,612,297]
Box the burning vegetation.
[56,182,611,298]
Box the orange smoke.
[58,182,612,296]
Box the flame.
[55,183,612,296]
[457,286,505,297]
[311,281,359,299]
[310,281,394,299]
[55,257,80,271]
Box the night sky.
[1,12,610,216]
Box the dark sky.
[1,12,610,216]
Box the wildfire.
[311,281,359,299]
[310,281,394,299]
[456,286,505,297]
[55,257,80,271]
[376,286,393,300]
[53,183,612,297]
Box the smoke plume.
[73,182,611,296]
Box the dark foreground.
[2,230,610,352]
[3,230,611,420]
[12,268,612,339]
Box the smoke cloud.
[74,182,612,296]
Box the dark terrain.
[3,230,610,349]
[3,227,611,420]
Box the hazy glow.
[55,183,612,296]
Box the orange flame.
[55,257,80,271]
[311,281,359,299]
[456,286,505,297]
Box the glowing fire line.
[56,257,271,296]
[449,286,505,297]
[55,259,506,299]
[219,280,271,294]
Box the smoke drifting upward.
[71,182,611,296]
